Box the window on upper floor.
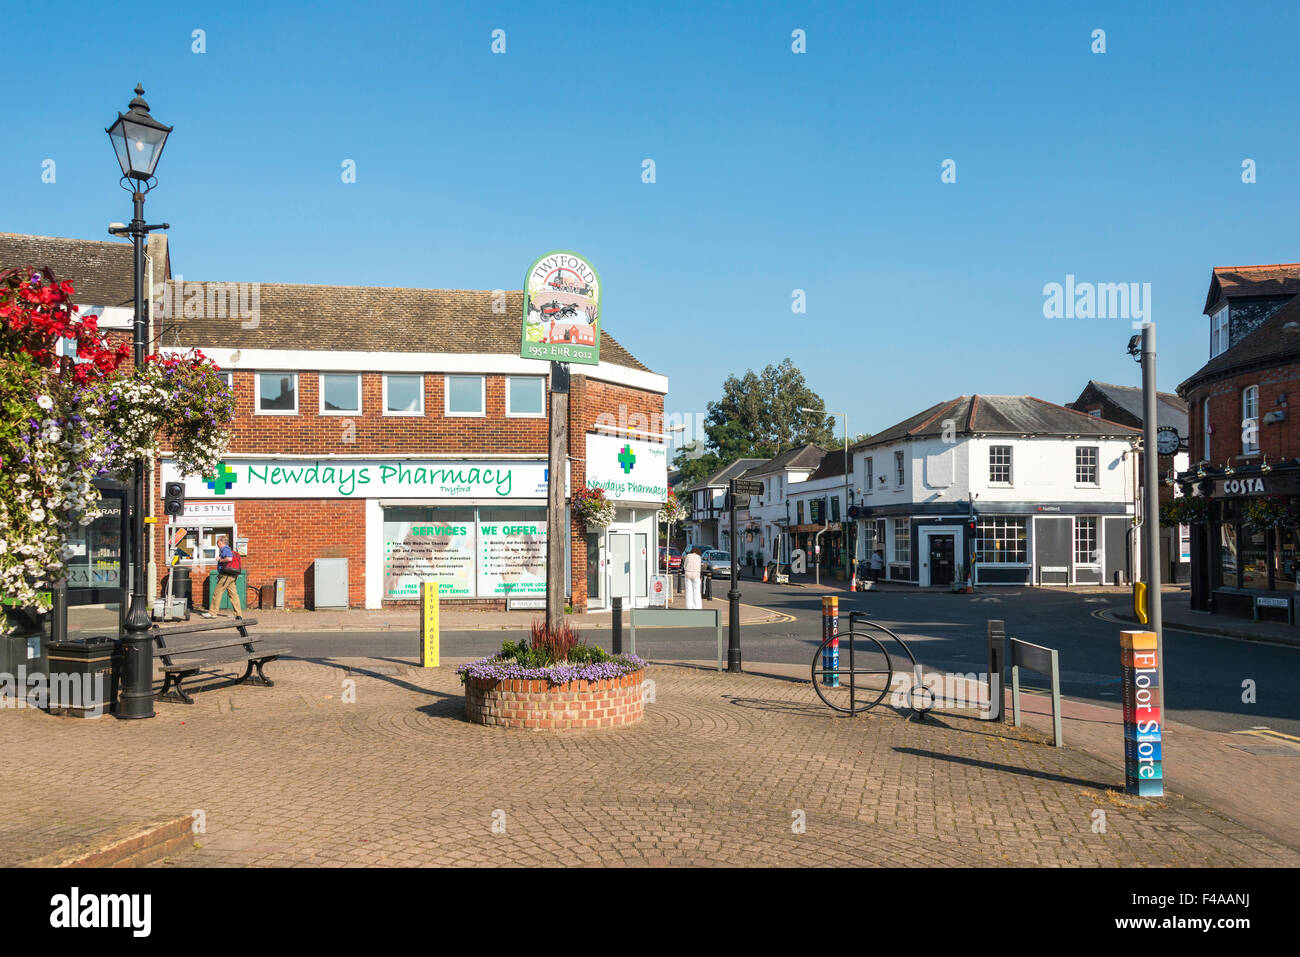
[830,495,840,522]
[256,372,297,414]
[1210,305,1230,358]
[320,373,361,414]
[796,500,804,524]
[989,445,1013,484]
[446,375,485,416]
[1202,397,1212,460]
[1242,385,1260,454]
[1075,446,1099,485]
[384,374,424,415]
[894,450,905,486]
[506,376,545,417]
[1087,409,1101,417]
[864,457,874,491]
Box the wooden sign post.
[546,363,569,629]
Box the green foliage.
[567,643,611,665]
[703,358,834,462]
[499,628,611,667]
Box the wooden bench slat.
[162,648,289,673]
[156,637,264,657]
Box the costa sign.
[1214,473,1300,497]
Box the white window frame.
[864,456,873,492]
[255,371,298,415]
[1211,305,1230,358]
[505,376,546,418]
[989,445,1013,485]
[1075,445,1099,486]
[445,374,486,418]
[892,518,910,564]
[1202,397,1212,460]
[894,450,905,487]
[383,373,425,417]
[1073,517,1099,566]
[319,372,362,416]
[974,516,1027,564]
[1242,385,1260,455]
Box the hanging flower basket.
[572,485,616,528]
[1243,496,1297,533]
[1159,496,1214,527]
[658,490,687,524]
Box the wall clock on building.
[1156,427,1181,455]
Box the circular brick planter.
[464,669,646,731]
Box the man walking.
[683,546,703,610]
[213,534,243,618]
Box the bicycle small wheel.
[810,628,893,715]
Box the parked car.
[659,546,682,571]
[702,550,732,579]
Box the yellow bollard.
[1132,581,1148,625]
[421,581,440,667]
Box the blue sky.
[6,0,1300,451]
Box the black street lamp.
[107,85,172,720]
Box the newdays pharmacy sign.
[162,457,562,500]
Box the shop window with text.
[989,445,1012,484]
[1074,518,1098,564]
[256,372,297,414]
[974,517,1027,563]
[892,518,910,564]
[384,374,424,415]
[1242,385,1259,454]
[1075,445,1099,485]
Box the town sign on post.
[522,250,602,366]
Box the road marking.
[1092,607,1300,648]
[1231,728,1300,746]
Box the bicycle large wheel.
[810,627,893,715]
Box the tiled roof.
[806,449,852,481]
[1203,264,1300,314]
[1179,294,1300,394]
[1076,381,1189,432]
[159,281,652,372]
[855,395,1138,450]
[741,444,827,476]
[0,233,137,307]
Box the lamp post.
[1127,326,1165,715]
[106,85,172,720]
[802,407,850,584]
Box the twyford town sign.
[521,250,601,366]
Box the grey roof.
[806,449,853,481]
[855,395,1139,451]
[740,444,827,477]
[1179,294,1300,394]
[699,458,770,488]
[1079,381,1189,432]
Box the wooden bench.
[149,617,289,705]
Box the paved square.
[3,658,1295,867]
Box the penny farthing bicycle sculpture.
[810,611,935,717]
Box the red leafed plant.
[529,618,580,662]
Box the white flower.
[36,394,54,410]
[29,507,46,523]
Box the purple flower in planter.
[456,654,646,686]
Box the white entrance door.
[608,532,632,603]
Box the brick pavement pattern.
[2,658,1296,867]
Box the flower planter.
[464,669,646,731]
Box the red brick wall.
[152,368,665,611]
[1186,360,1300,464]
[464,670,646,730]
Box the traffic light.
[163,481,186,518]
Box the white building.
[847,395,1141,587]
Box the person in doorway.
[869,549,884,582]
[213,534,244,618]
[683,546,703,610]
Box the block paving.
[2,657,1296,868]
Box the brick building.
[156,280,668,612]
[1177,263,1300,621]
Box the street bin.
[1,605,47,706]
[207,568,249,612]
[46,635,116,718]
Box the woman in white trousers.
[683,547,703,609]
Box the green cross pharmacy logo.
[617,444,636,474]
[204,462,238,495]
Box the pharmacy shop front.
[161,455,572,610]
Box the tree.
[671,441,719,485]
[703,358,833,461]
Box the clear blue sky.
[6,0,1299,450]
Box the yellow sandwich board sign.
[421,581,439,667]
